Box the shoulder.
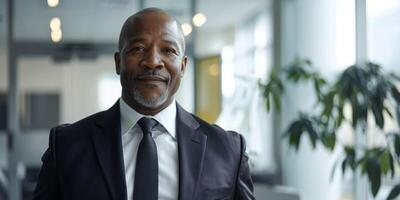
[54,111,103,133]
[191,114,241,137]
[49,110,109,145]
[54,100,119,136]
[190,114,244,153]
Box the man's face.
[115,12,187,114]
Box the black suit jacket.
[33,102,255,200]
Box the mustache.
[133,70,169,81]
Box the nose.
[140,47,163,69]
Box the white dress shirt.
[120,98,179,200]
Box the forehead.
[122,13,182,45]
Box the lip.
[136,75,168,82]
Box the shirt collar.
[119,98,176,139]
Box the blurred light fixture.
[181,23,192,36]
[47,0,59,7]
[51,29,62,43]
[192,13,207,27]
[50,17,61,30]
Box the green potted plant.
[260,58,400,199]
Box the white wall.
[17,55,115,123]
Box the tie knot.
[137,117,158,135]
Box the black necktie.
[133,117,159,200]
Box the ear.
[180,56,188,77]
[114,52,121,75]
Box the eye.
[127,45,146,53]
[163,47,178,55]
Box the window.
[20,93,60,130]
[217,10,276,174]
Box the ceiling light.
[192,13,207,27]
[51,29,62,43]
[47,0,59,7]
[50,17,61,30]
[181,23,192,36]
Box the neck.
[121,93,173,116]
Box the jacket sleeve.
[234,134,256,200]
[33,127,60,200]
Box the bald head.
[118,8,185,54]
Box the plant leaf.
[391,84,400,103]
[343,146,356,173]
[389,152,395,177]
[312,74,327,100]
[350,93,367,129]
[303,117,318,149]
[396,104,400,127]
[370,101,385,129]
[370,80,386,129]
[341,158,347,175]
[321,131,336,151]
[387,184,400,200]
[366,157,381,197]
[271,87,282,112]
[379,150,391,175]
[321,90,335,118]
[358,156,368,175]
[285,120,304,151]
[336,66,353,98]
[335,97,345,128]
[394,134,400,159]
[389,84,400,126]
[265,95,271,111]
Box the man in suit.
[34,7,255,200]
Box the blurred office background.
[0,0,399,199]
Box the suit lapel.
[176,104,207,200]
[90,101,206,200]
[91,101,127,200]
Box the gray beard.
[131,88,167,109]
